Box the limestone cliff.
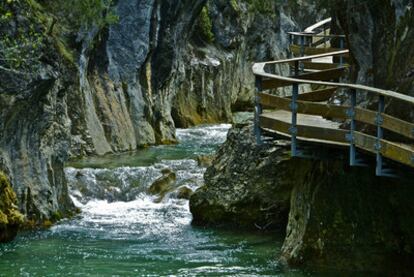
[0,0,318,224]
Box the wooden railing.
[252,19,414,176]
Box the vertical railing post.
[300,35,305,57]
[254,76,263,145]
[290,61,299,156]
[339,37,344,66]
[348,89,357,166]
[375,95,385,175]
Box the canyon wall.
[0,0,318,223]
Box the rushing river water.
[0,124,313,276]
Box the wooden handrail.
[252,52,414,105]
[304,17,331,33]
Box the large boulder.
[190,124,299,230]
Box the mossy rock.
[0,172,24,243]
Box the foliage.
[197,6,215,43]
[0,0,45,92]
[246,0,274,14]
[53,0,118,30]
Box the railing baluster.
[254,76,263,145]
[376,95,385,175]
[339,37,344,66]
[300,35,305,57]
[290,61,299,156]
[348,89,357,166]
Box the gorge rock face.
[190,125,414,273]
[334,0,414,119]
[281,159,414,273]
[0,0,316,223]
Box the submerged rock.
[0,172,24,243]
[176,186,194,200]
[148,170,177,202]
[190,124,414,273]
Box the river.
[0,123,311,276]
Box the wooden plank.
[290,44,350,58]
[354,108,414,140]
[261,67,347,89]
[295,87,337,102]
[289,61,341,70]
[354,132,414,167]
[260,113,348,144]
[259,93,348,119]
[296,67,347,81]
[259,93,290,110]
[262,78,293,90]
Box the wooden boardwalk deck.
[253,18,414,176]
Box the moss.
[230,0,241,13]
[50,211,63,222]
[197,6,215,43]
[0,172,24,242]
[55,38,76,65]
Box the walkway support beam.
[255,76,263,145]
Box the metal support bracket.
[345,133,354,143]
[289,102,298,112]
[375,141,382,151]
[346,109,355,118]
[289,127,298,135]
[375,114,384,126]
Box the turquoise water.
[0,124,308,276]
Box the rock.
[148,170,177,197]
[281,160,414,274]
[332,1,414,120]
[196,155,215,168]
[190,124,295,230]
[0,172,24,243]
[190,124,414,273]
[176,186,194,200]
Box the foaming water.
[0,124,301,276]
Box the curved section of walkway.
[252,19,414,176]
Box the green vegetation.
[0,0,44,79]
[246,0,274,14]
[197,6,215,43]
[0,172,24,228]
[52,0,118,30]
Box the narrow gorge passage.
[0,124,288,276]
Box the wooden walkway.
[252,18,414,176]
